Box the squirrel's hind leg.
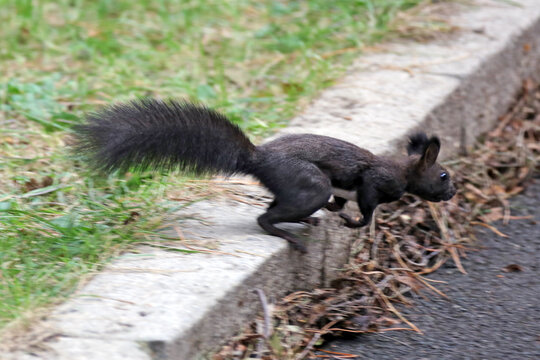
[257,191,330,253]
[271,201,319,226]
[325,196,347,212]
[257,214,308,253]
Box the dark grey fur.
[73,98,255,174]
[73,99,456,252]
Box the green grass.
[0,0,436,331]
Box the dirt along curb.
[5,1,540,359]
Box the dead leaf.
[464,183,489,202]
[395,274,424,293]
[448,247,467,274]
[123,211,140,225]
[23,178,40,192]
[87,28,100,37]
[376,316,402,327]
[479,207,503,223]
[351,315,372,330]
[41,176,53,187]
[470,221,508,238]
[517,167,530,181]
[411,208,426,226]
[502,264,523,273]
[487,184,506,197]
[506,186,524,197]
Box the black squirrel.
[74,98,456,253]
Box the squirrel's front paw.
[339,213,367,228]
[291,241,308,254]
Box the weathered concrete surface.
[3,0,540,359]
[279,0,540,157]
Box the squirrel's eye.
[440,172,448,181]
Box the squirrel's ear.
[418,136,440,169]
[407,132,429,155]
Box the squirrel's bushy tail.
[73,98,256,174]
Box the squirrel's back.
[73,98,256,174]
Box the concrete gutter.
[4,0,540,359]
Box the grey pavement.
[324,180,540,360]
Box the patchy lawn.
[0,0,445,331]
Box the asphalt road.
[322,181,540,360]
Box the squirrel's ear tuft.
[421,136,441,168]
[427,136,441,151]
[407,132,429,155]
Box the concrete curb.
[5,1,540,359]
